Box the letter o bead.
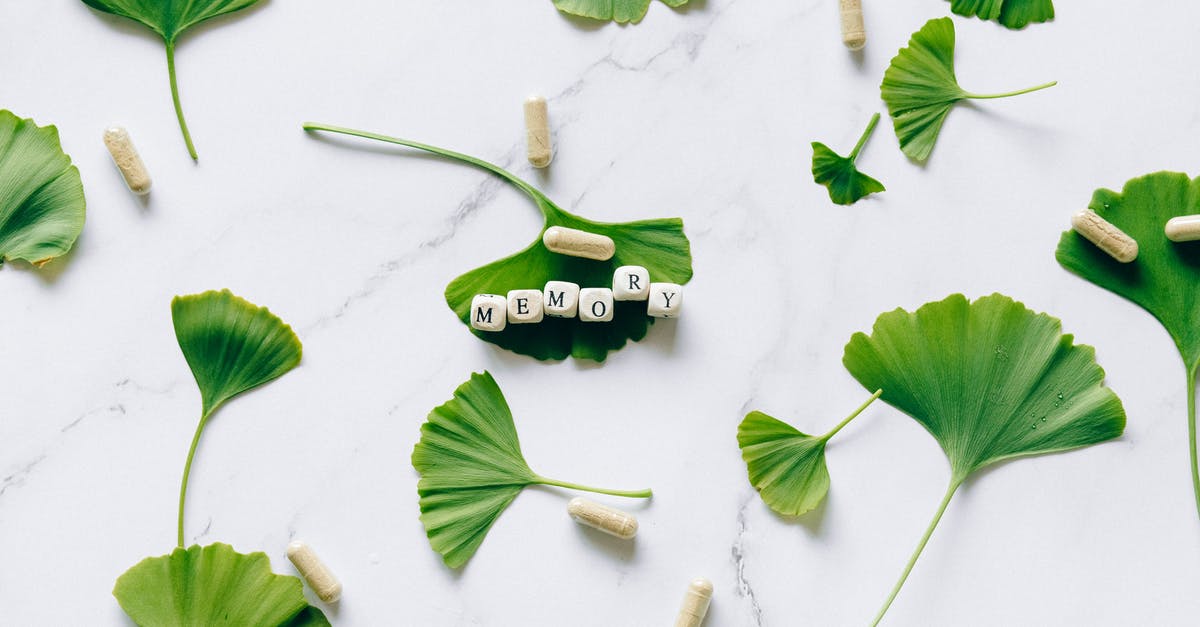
[579,288,614,322]
[648,283,683,318]
[470,294,507,332]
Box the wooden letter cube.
[647,283,683,318]
[579,288,614,322]
[470,294,508,331]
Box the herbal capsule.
[567,497,638,539]
[1071,209,1138,263]
[839,0,866,51]
[525,96,552,168]
[1165,215,1200,242]
[103,127,152,195]
[286,541,342,603]
[542,226,615,261]
[674,578,713,627]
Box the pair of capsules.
[1071,209,1200,263]
[567,499,712,626]
[469,267,684,332]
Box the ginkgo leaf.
[738,391,881,516]
[948,0,1054,30]
[303,122,694,362]
[842,293,1125,625]
[1055,171,1200,520]
[114,543,329,627]
[80,0,265,159]
[0,110,85,268]
[551,0,690,23]
[812,113,886,206]
[171,289,302,546]
[881,17,1056,162]
[412,371,652,568]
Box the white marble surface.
[3,1,1200,625]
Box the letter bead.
[506,289,544,324]
[613,265,650,301]
[567,497,638,540]
[647,283,684,318]
[543,281,580,318]
[1071,209,1137,263]
[286,541,342,604]
[579,288,614,322]
[470,294,507,332]
[674,578,713,627]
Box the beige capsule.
[1071,209,1138,263]
[286,541,342,603]
[567,497,638,539]
[524,96,553,168]
[839,0,866,51]
[103,127,152,195]
[1165,215,1200,242]
[674,578,713,627]
[542,226,615,261]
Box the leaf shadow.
[2,231,87,286]
[556,0,708,31]
[771,489,831,535]
[178,1,275,46]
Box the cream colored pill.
[542,226,615,261]
[674,578,713,627]
[525,96,552,168]
[1071,209,1137,263]
[103,127,152,195]
[286,541,342,603]
[567,497,638,540]
[839,0,866,51]
[1166,215,1200,242]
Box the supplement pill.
[567,497,638,540]
[103,127,152,195]
[674,578,713,627]
[1165,215,1200,242]
[542,226,615,261]
[286,541,342,604]
[525,96,553,168]
[1071,209,1138,263]
[839,0,866,51]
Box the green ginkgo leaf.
[881,17,1056,162]
[738,390,881,516]
[412,371,652,568]
[172,289,302,546]
[114,543,329,627]
[0,110,85,268]
[842,293,1125,625]
[948,0,1054,29]
[303,122,693,362]
[551,0,690,23]
[811,113,886,206]
[1055,172,1200,520]
[80,0,265,159]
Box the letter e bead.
[579,288,614,322]
[507,289,544,324]
[647,283,683,318]
[470,294,507,332]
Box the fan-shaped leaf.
[172,289,302,419]
[948,0,1054,29]
[0,110,85,268]
[551,0,690,23]
[811,113,886,206]
[1055,171,1200,518]
[842,293,1125,624]
[303,123,694,362]
[412,371,652,568]
[81,0,265,159]
[881,18,1056,162]
[113,543,329,627]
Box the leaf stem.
[823,389,883,440]
[1188,367,1200,520]
[871,477,962,626]
[302,122,551,218]
[166,42,198,161]
[177,415,208,548]
[848,113,881,162]
[964,81,1058,100]
[534,476,653,499]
